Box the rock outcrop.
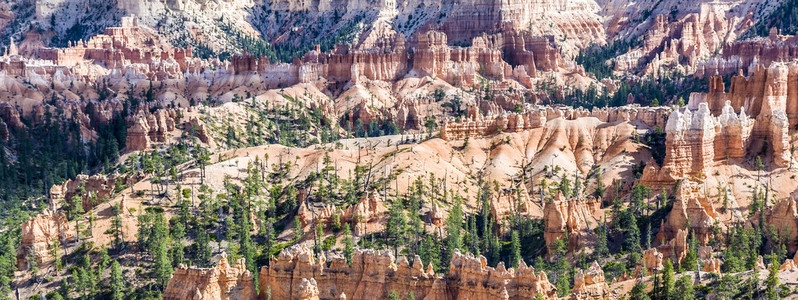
[656,180,718,248]
[16,210,73,270]
[543,193,600,253]
[258,246,557,300]
[762,191,798,254]
[657,228,689,266]
[37,16,195,79]
[163,253,257,300]
[126,109,179,151]
[636,248,664,276]
[296,194,382,236]
[571,261,609,300]
[442,104,670,140]
[49,174,117,212]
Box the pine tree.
[388,290,401,300]
[559,176,572,197]
[110,261,124,300]
[293,216,304,242]
[510,230,522,268]
[661,259,674,299]
[673,275,695,300]
[343,224,354,265]
[442,199,463,268]
[629,281,649,300]
[386,200,407,257]
[594,172,605,197]
[681,233,698,272]
[195,230,212,267]
[765,256,780,300]
[594,224,609,260]
[153,213,173,288]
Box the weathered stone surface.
[441,104,670,140]
[259,245,442,300]
[636,248,664,276]
[571,261,609,300]
[49,174,117,212]
[16,210,73,270]
[763,191,798,254]
[657,229,688,266]
[37,16,193,78]
[702,258,722,273]
[296,194,383,236]
[126,109,180,151]
[259,246,557,300]
[163,253,257,300]
[656,180,718,247]
[785,259,798,271]
[543,193,599,253]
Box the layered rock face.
[648,61,798,187]
[657,228,688,266]
[441,104,670,140]
[490,184,536,227]
[636,248,664,276]
[651,100,754,185]
[259,245,441,300]
[16,210,73,270]
[126,109,180,151]
[296,193,382,236]
[608,0,765,76]
[543,193,600,253]
[49,174,117,211]
[446,250,557,299]
[163,253,257,300]
[438,0,604,52]
[698,30,798,77]
[761,191,798,254]
[656,180,718,248]
[659,103,719,180]
[37,16,195,79]
[684,63,796,169]
[258,246,557,300]
[571,261,609,300]
[700,246,722,273]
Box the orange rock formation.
[16,210,73,270]
[163,252,257,300]
[258,246,557,300]
[543,193,600,253]
[571,261,610,300]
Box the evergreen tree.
[386,200,407,257]
[680,233,698,272]
[388,290,401,300]
[661,259,674,299]
[594,172,605,197]
[442,200,463,268]
[153,213,173,288]
[195,230,212,267]
[110,260,124,300]
[510,230,522,268]
[765,256,780,300]
[629,281,650,300]
[559,176,572,197]
[343,224,354,265]
[594,224,609,260]
[293,216,304,242]
[673,275,694,300]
